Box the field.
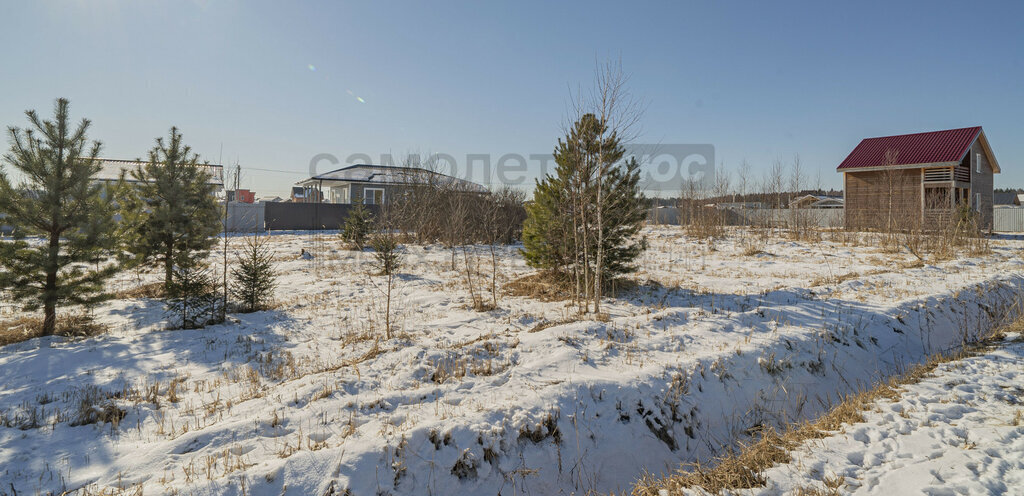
[1,226,1022,495]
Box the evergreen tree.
[230,233,276,312]
[520,113,646,295]
[369,231,403,339]
[120,127,221,288]
[370,232,403,276]
[0,98,120,335]
[165,255,218,329]
[594,156,647,276]
[521,175,572,270]
[341,203,374,250]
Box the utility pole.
[220,147,229,321]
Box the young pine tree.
[521,173,573,271]
[341,203,374,250]
[520,114,646,297]
[369,231,403,339]
[230,233,276,312]
[165,254,218,329]
[0,98,120,335]
[120,127,221,289]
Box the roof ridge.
[319,163,453,177]
[93,157,225,167]
[861,126,981,141]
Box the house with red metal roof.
[837,126,1000,230]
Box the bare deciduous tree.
[588,59,644,314]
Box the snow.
[753,334,1024,495]
[1,226,1022,495]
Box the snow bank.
[353,275,1023,495]
[753,333,1024,495]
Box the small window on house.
[364,188,384,205]
[975,193,981,212]
[976,153,981,174]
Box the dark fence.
[264,202,380,231]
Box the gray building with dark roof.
[295,164,487,205]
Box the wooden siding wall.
[969,141,995,229]
[349,182,411,205]
[844,168,922,230]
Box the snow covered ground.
[0,226,1022,495]
[754,334,1024,495]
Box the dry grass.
[428,352,508,384]
[78,483,145,496]
[70,385,126,428]
[472,301,498,312]
[506,272,574,301]
[114,281,165,299]
[794,474,845,496]
[631,329,1009,495]
[527,317,580,334]
[810,269,890,288]
[507,270,641,303]
[0,313,108,347]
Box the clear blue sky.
[2,0,1022,197]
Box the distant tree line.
[650,189,844,209]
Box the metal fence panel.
[224,202,265,232]
[647,207,679,225]
[994,207,1024,232]
[650,206,1024,232]
[647,207,843,228]
[264,202,380,231]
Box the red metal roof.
[836,126,981,170]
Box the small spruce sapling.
[369,232,403,339]
[230,233,277,312]
[341,203,374,250]
[165,255,219,329]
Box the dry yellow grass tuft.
[528,317,580,334]
[114,281,165,299]
[0,313,108,347]
[506,272,575,301]
[740,245,769,257]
